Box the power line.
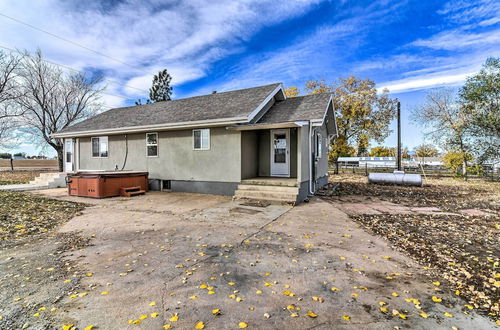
[0,12,151,73]
[0,44,148,99]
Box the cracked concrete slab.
[1,189,494,329]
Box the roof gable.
[257,93,332,124]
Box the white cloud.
[412,28,500,50]
[379,71,473,93]
[0,0,324,107]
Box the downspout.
[308,122,314,195]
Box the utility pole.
[397,101,402,171]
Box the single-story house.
[53,83,337,203]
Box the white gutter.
[227,120,308,131]
[52,117,248,138]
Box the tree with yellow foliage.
[284,86,300,98]
[306,76,398,161]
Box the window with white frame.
[193,129,210,150]
[91,136,108,158]
[146,132,158,157]
[315,133,322,159]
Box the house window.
[91,136,108,158]
[146,132,158,157]
[193,129,210,150]
[315,133,322,159]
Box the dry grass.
[0,190,86,242]
[0,171,43,185]
[322,175,500,321]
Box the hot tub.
[67,171,149,198]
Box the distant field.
[0,159,58,170]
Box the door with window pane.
[65,139,73,172]
[270,129,290,177]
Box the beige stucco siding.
[297,125,310,183]
[78,127,242,182]
[314,123,329,179]
[241,131,259,179]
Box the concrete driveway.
[3,189,493,329]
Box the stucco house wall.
[78,127,242,187]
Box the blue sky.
[0,0,498,156]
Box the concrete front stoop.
[0,172,67,192]
[234,177,299,204]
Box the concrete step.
[236,184,299,194]
[234,189,297,202]
[241,178,298,187]
[28,173,67,188]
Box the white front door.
[270,129,290,177]
[64,139,73,172]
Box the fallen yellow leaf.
[62,325,75,330]
[101,291,109,295]
[256,290,262,294]
[444,312,453,318]
[212,309,221,315]
[149,301,157,306]
[391,292,399,297]
[195,321,205,329]
[419,312,428,319]
[139,314,148,320]
[432,296,442,302]
[306,311,318,318]
[239,321,248,328]
[163,325,171,329]
[151,313,159,318]
[342,315,350,321]
[86,273,93,277]
[169,314,179,322]
[83,326,94,330]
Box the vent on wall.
[162,180,171,191]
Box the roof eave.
[52,116,249,138]
[228,121,308,131]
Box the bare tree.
[413,89,471,175]
[16,49,104,171]
[0,51,23,148]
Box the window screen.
[193,129,210,150]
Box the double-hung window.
[146,132,158,157]
[193,129,210,150]
[91,136,108,158]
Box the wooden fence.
[0,159,58,171]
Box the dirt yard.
[1,185,497,329]
[321,174,500,324]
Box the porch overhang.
[227,121,308,131]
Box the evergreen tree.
[149,69,173,102]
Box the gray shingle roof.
[57,83,281,134]
[257,93,331,124]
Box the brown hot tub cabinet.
[67,171,149,198]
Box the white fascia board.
[52,117,248,138]
[246,84,284,122]
[228,121,302,131]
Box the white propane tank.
[368,171,423,187]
